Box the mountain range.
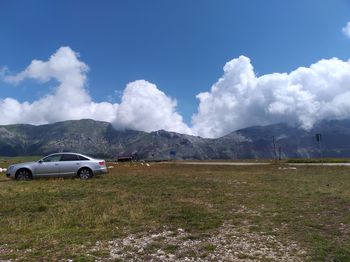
[0,119,350,159]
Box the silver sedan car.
[6,153,108,180]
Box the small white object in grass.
[0,168,2,172]
[108,166,114,169]
[146,163,150,167]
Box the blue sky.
[1,0,350,137]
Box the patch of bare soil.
[0,244,12,257]
[90,223,309,261]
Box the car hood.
[11,161,37,168]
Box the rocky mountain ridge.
[0,119,350,159]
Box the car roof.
[44,152,93,159]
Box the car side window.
[60,154,79,161]
[42,155,62,162]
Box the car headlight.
[8,165,14,171]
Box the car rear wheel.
[16,169,32,181]
[78,168,92,180]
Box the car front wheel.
[78,168,92,180]
[16,169,32,181]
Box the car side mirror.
[38,160,43,164]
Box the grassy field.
[0,160,349,261]
[287,158,350,163]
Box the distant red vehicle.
[117,155,133,162]
[117,152,138,162]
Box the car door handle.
[55,164,59,166]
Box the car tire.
[78,168,93,180]
[15,169,32,181]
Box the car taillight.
[99,161,105,166]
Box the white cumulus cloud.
[0,47,191,134]
[115,80,192,133]
[3,47,350,139]
[192,56,350,138]
[342,21,350,38]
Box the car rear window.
[77,155,89,161]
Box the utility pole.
[278,146,282,161]
[234,141,240,160]
[272,136,277,161]
[315,133,323,163]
